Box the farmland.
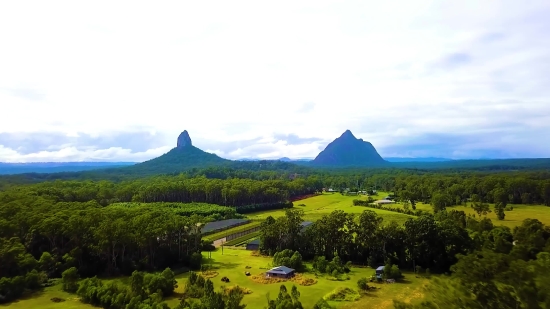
[246,192,415,225]
[203,221,262,242]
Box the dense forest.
[2,163,550,307]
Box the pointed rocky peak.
[177,130,192,148]
[339,129,357,140]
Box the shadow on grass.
[0,289,46,306]
[203,260,240,270]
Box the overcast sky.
[1,1,549,162]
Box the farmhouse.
[300,221,313,233]
[376,266,385,279]
[266,266,295,278]
[375,199,395,205]
[246,239,260,251]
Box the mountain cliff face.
[312,130,387,167]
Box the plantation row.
[113,202,241,220]
[224,232,260,246]
[203,221,262,241]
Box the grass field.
[386,199,550,228]
[246,193,415,225]
[3,248,429,309]
[166,248,429,309]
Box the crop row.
[224,232,260,246]
[204,221,262,241]
[112,202,237,218]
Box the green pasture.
[166,248,429,309]
[386,199,550,228]
[4,248,429,309]
[246,193,414,225]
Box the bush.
[383,264,403,280]
[61,267,80,293]
[357,277,369,291]
[323,287,360,302]
[190,252,203,270]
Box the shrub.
[323,287,360,302]
[383,264,403,280]
[61,267,80,293]
[357,277,369,291]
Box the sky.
[1,0,549,162]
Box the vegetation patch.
[224,231,260,246]
[323,287,361,302]
[204,222,262,241]
[249,272,317,286]
[222,285,252,295]
[50,297,65,303]
[200,270,219,278]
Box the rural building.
[246,239,260,251]
[300,221,313,233]
[376,266,385,279]
[346,191,358,196]
[266,266,295,278]
[375,199,395,205]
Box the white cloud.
[0,145,171,163]
[1,0,549,161]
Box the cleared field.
[246,193,414,225]
[2,286,94,309]
[386,200,550,228]
[165,248,429,309]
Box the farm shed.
[300,221,313,233]
[375,199,394,205]
[266,266,295,278]
[246,239,260,251]
[376,266,385,279]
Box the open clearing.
[386,199,550,228]
[246,193,415,225]
[4,248,429,309]
[166,248,429,309]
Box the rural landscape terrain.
[1,130,550,309]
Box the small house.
[375,266,385,279]
[246,239,260,251]
[300,221,313,233]
[266,266,295,278]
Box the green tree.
[61,267,80,293]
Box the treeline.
[394,218,550,309]
[260,209,550,274]
[261,209,550,307]
[1,175,322,207]
[0,197,210,303]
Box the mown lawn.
[246,193,414,225]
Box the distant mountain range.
[2,130,550,175]
[0,162,134,175]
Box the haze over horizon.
[1,1,549,163]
